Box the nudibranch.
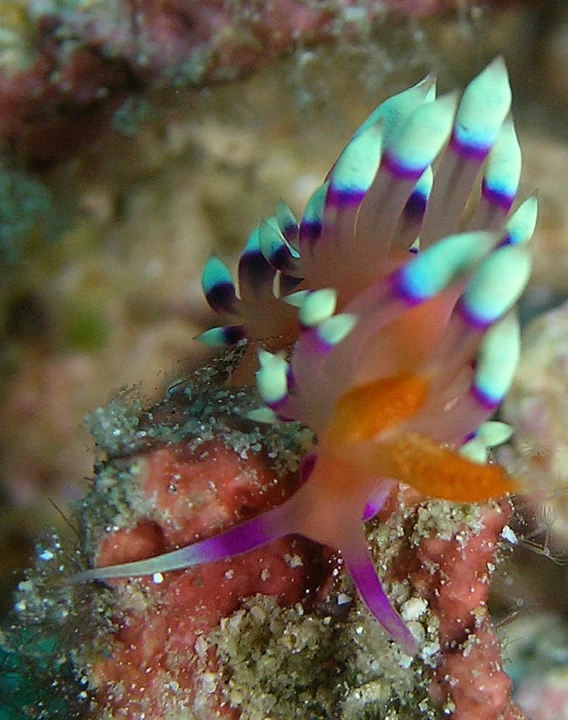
[71,58,537,657]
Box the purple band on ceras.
[481,178,515,213]
[239,249,275,294]
[388,264,430,307]
[455,297,502,410]
[205,282,238,315]
[449,131,492,162]
[456,294,495,332]
[220,325,248,345]
[262,364,296,415]
[469,383,502,412]
[325,184,366,210]
[268,243,300,275]
[381,151,426,182]
[403,189,428,224]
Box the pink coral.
[0,22,128,164]
[0,0,535,163]
[432,623,524,719]
[81,397,337,718]
[410,498,523,718]
[75,390,526,718]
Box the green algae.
[0,168,63,265]
[1,534,108,720]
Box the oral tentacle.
[343,534,417,656]
[69,496,301,585]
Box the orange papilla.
[379,433,516,502]
[326,374,430,445]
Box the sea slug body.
[71,58,537,657]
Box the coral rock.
[78,378,336,718]
[63,374,524,719]
[375,492,527,720]
[503,299,568,548]
[0,0,535,162]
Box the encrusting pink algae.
[0,0,535,164]
[12,57,535,719]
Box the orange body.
[296,372,515,550]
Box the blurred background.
[1,1,568,715]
